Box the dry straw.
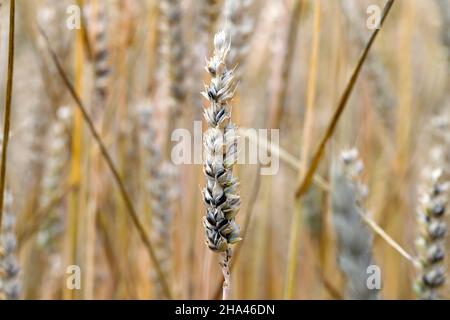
[340,0,396,127]
[332,149,379,300]
[202,30,241,300]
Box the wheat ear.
[414,169,448,299]
[41,106,72,207]
[84,1,110,103]
[414,115,449,299]
[332,149,379,300]
[136,101,177,298]
[0,192,20,300]
[224,0,253,78]
[202,30,241,300]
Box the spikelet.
[224,0,253,78]
[415,169,448,299]
[160,0,186,118]
[202,30,241,253]
[0,192,20,300]
[332,149,379,300]
[84,0,111,102]
[136,101,178,298]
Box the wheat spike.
[202,30,241,299]
[332,149,379,300]
[224,0,253,78]
[84,1,111,102]
[136,101,177,298]
[41,106,72,207]
[415,169,448,299]
[0,192,20,300]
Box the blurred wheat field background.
[0,0,449,300]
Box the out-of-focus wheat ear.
[136,101,178,299]
[199,0,223,37]
[83,0,111,106]
[159,0,187,156]
[414,169,448,299]
[0,192,20,300]
[36,0,73,104]
[202,30,241,300]
[332,149,379,300]
[435,0,450,61]
[38,106,72,248]
[224,0,254,79]
[41,106,72,208]
[429,116,450,178]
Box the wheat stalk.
[332,149,379,300]
[0,0,15,230]
[202,30,241,300]
[340,0,396,128]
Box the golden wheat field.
[0,0,448,301]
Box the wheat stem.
[0,0,15,231]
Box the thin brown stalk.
[38,25,173,299]
[295,0,396,198]
[0,0,15,230]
